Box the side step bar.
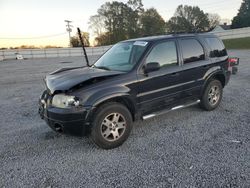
[142,100,200,120]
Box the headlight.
[52,94,80,108]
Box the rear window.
[205,37,227,57]
[180,39,205,64]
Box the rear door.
[176,37,211,98]
[136,40,184,114]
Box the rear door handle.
[202,65,209,69]
[171,72,179,76]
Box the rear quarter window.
[205,37,227,57]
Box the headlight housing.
[52,94,80,108]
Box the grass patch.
[223,37,250,49]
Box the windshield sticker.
[134,41,148,46]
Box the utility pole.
[64,20,73,47]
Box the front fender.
[84,85,133,107]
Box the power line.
[0,33,67,40]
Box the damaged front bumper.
[38,91,94,136]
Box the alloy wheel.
[100,113,126,142]
[208,85,220,105]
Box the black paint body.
[39,34,231,135]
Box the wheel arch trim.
[201,66,226,96]
[91,93,137,121]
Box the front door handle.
[171,72,179,76]
[202,65,209,69]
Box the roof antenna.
[77,27,90,67]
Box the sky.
[0,0,243,48]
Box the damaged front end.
[38,88,93,136]
[38,66,122,136]
[45,66,122,94]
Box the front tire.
[200,79,223,111]
[91,102,133,149]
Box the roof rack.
[168,31,208,35]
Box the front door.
[136,40,184,115]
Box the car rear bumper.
[39,100,94,136]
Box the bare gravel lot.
[0,50,249,187]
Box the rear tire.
[91,102,132,149]
[200,79,223,111]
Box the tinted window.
[205,37,227,57]
[180,39,205,64]
[146,41,178,68]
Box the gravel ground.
[0,51,249,187]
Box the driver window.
[146,41,178,68]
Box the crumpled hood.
[45,67,122,94]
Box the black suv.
[39,34,234,149]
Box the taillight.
[228,57,239,72]
[228,57,238,66]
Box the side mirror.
[144,62,160,73]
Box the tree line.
[70,0,250,47]
[232,0,250,29]
[87,0,220,46]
